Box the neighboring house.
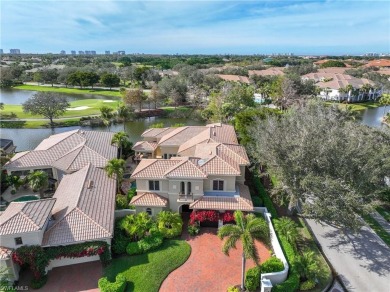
[365,59,390,68]
[216,74,251,84]
[0,139,16,156]
[316,67,348,74]
[248,68,285,77]
[302,73,381,102]
[0,130,117,281]
[130,124,253,216]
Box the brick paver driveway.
[160,227,271,292]
[19,261,102,292]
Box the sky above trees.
[2,0,389,55]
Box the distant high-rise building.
[79,51,85,55]
[118,51,125,55]
[85,50,91,55]
[0,49,3,55]
[91,51,96,55]
[10,49,21,54]
[105,51,110,55]
[71,50,76,55]
[60,50,66,55]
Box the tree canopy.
[249,101,390,230]
[23,92,70,127]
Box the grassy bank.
[362,214,390,247]
[0,118,81,129]
[326,101,382,111]
[1,99,119,119]
[14,84,122,98]
[103,239,191,292]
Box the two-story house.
[130,123,254,216]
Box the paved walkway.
[306,219,390,292]
[160,227,271,292]
[371,211,390,234]
[19,261,102,292]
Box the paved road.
[306,220,390,292]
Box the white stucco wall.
[204,175,236,192]
[0,230,44,249]
[46,255,100,271]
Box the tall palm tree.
[294,250,319,281]
[100,105,114,131]
[104,158,126,193]
[274,217,299,250]
[27,170,49,198]
[111,132,130,159]
[218,211,269,290]
[157,211,183,238]
[116,104,133,131]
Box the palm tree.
[27,170,49,198]
[111,132,130,159]
[361,84,373,101]
[274,217,299,250]
[100,105,114,131]
[218,211,270,290]
[157,211,183,238]
[294,250,319,281]
[104,158,126,193]
[119,212,153,241]
[116,104,133,131]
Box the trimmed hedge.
[251,195,262,207]
[245,266,261,291]
[252,170,300,292]
[126,234,164,255]
[261,256,284,273]
[30,275,48,289]
[98,274,127,292]
[227,286,240,292]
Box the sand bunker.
[103,100,115,103]
[67,106,91,111]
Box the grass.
[1,99,119,119]
[376,206,390,222]
[160,106,192,114]
[362,214,390,247]
[103,239,191,292]
[325,101,382,111]
[297,218,333,292]
[14,84,122,98]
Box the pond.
[0,88,117,104]
[0,117,206,151]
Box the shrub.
[222,211,235,223]
[252,196,262,207]
[188,224,200,236]
[115,194,128,210]
[273,271,300,292]
[300,279,316,291]
[157,211,183,238]
[245,266,261,292]
[30,275,48,289]
[112,233,131,255]
[261,256,284,273]
[127,187,136,202]
[98,274,127,292]
[126,242,142,255]
[227,286,240,292]
[138,234,164,252]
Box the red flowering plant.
[221,211,235,223]
[189,210,219,224]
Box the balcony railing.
[177,193,194,202]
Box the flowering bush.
[221,211,235,223]
[189,210,219,224]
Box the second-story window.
[14,237,23,245]
[213,180,224,191]
[149,180,160,191]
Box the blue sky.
[1,0,389,55]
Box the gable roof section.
[158,126,208,146]
[0,199,56,235]
[42,163,116,246]
[199,155,240,176]
[132,141,158,152]
[131,159,178,179]
[130,192,168,207]
[217,144,250,165]
[164,158,207,178]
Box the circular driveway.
[160,228,271,292]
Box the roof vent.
[87,180,94,189]
[213,131,216,136]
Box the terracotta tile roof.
[216,74,250,84]
[158,127,208,146]
[130,192,168,207]
[190,184,253,211]
[141,127,176,139]
[132,141,158,152]
[365,59,390,67]
[217,144,250,165]
[302,73,374,90]
[165,158,207,178]
[0,247,13,260]
[317,67,348,74]
[199,155,240,176]
[0,199,56,235]
[131,159,178,179]
[248,68,285,76]
[42,163,116,246]
[4,130,117,172]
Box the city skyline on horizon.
[1,0,389,55]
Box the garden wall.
[114,209,136,218]
[253,207,289,285]
[46,254,100,271]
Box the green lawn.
[103,239,191,292]
[363,214,390,247]
[376,206,390,222]
[160,106,192,114]
[1,99,119,119]
[14,84,121,98]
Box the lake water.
[0,88,117,104]
[0,89,388,151]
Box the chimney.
[87,180,94,189]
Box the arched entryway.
[179,204,192,213]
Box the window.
[14,237,23,245]
[146,208,152,216]
[213,180,224,191]
[149,180,160,191]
